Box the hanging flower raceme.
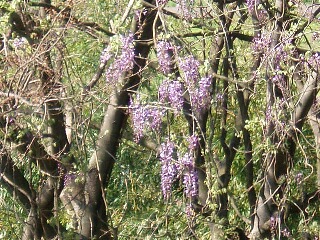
[187,134,198,151]
[179,152,199,199]
[178,0,194,20]
[12,37,28,50]
[105,33,135,85]
[156,41,174,75]
[251,33,271,55]
[129,95,164,142]
[160,140,178,200]
[308,53,320,71]
[178,55,212,115]
[100,45,112,64]
[190,77,211,114]
[178,55,200,88]
[159,79,184,113]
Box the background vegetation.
[0,0,319,239]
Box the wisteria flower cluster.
[274,45,289,67]
[178,56,211,115]
[179,152,198,199]
[246,0,268,22]
[159,79,184,113]
[12,37,28,49]
[104,33,135,85]
[156,41,174,74]
[178,0,194,20]
[308,53,320,71]
[159,136,199,202]
[129,95,164,142]
[251,33,271,55]
[160,140,178,200]
[312,32,320,41]
[271,70,287,97]
[246,0,259,14]
[100,45,112,64]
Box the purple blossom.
[178,56,200,88]
[183,169,199,198]
[178,0,194,20]
[294,172,303,184]
[185,203,195,219]
[100,46,112,64]
[246,0,268,22]
[265,105,272,125]
[312,32,320,41]
[190,77,211,114]
[159,79,184,113]
[156,41,174,74]
[148,108,164,131]
[281,228,290,237]
[130,98,147,141]
[246,0,259,14]
[129,96,164,142]
[179,152,198,198]
[272,71,287,97]
[274,44,289,66]
[308,53,320,71]
[216,93,224,102]
[251,33,271,54]
[179,56,212,115]
[188,134,198,150]
[257,9,268,22]
[64,172,77,186]
[106,33,135,85]
[270,216,277,232]
[160,140,178,200]
[12,37,27,49]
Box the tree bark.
[78,2,158,239]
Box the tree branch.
[0,144,34,210]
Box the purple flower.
[246,0,259,14]
[270,216,277,232]
[308,53,320,71]
[178,56,200,88]
[185,203,195,219]
[100,46,112,64]
[246,0,267,23]
[157,41,174,74]
[281,228,290,237]
[312,32,320,41]
[178,0,194,20]
[64,172,77,186]
[179,152,198,198]
[183,169,199,198]
[12,37,27,49]
[188,134,198,150]
[294,172,303,184]
[129,96,164,142]
[160,140,178,200]
[274,45,289,66]
[179,56,212,115]
[190,77,211,114]
[272,70,287,97]
[130,97,147,141]
[251,33,271,54]
[148,108,164,131]
[159,79,184,113]
[106,33,135,85]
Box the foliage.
[0,0,320,239]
